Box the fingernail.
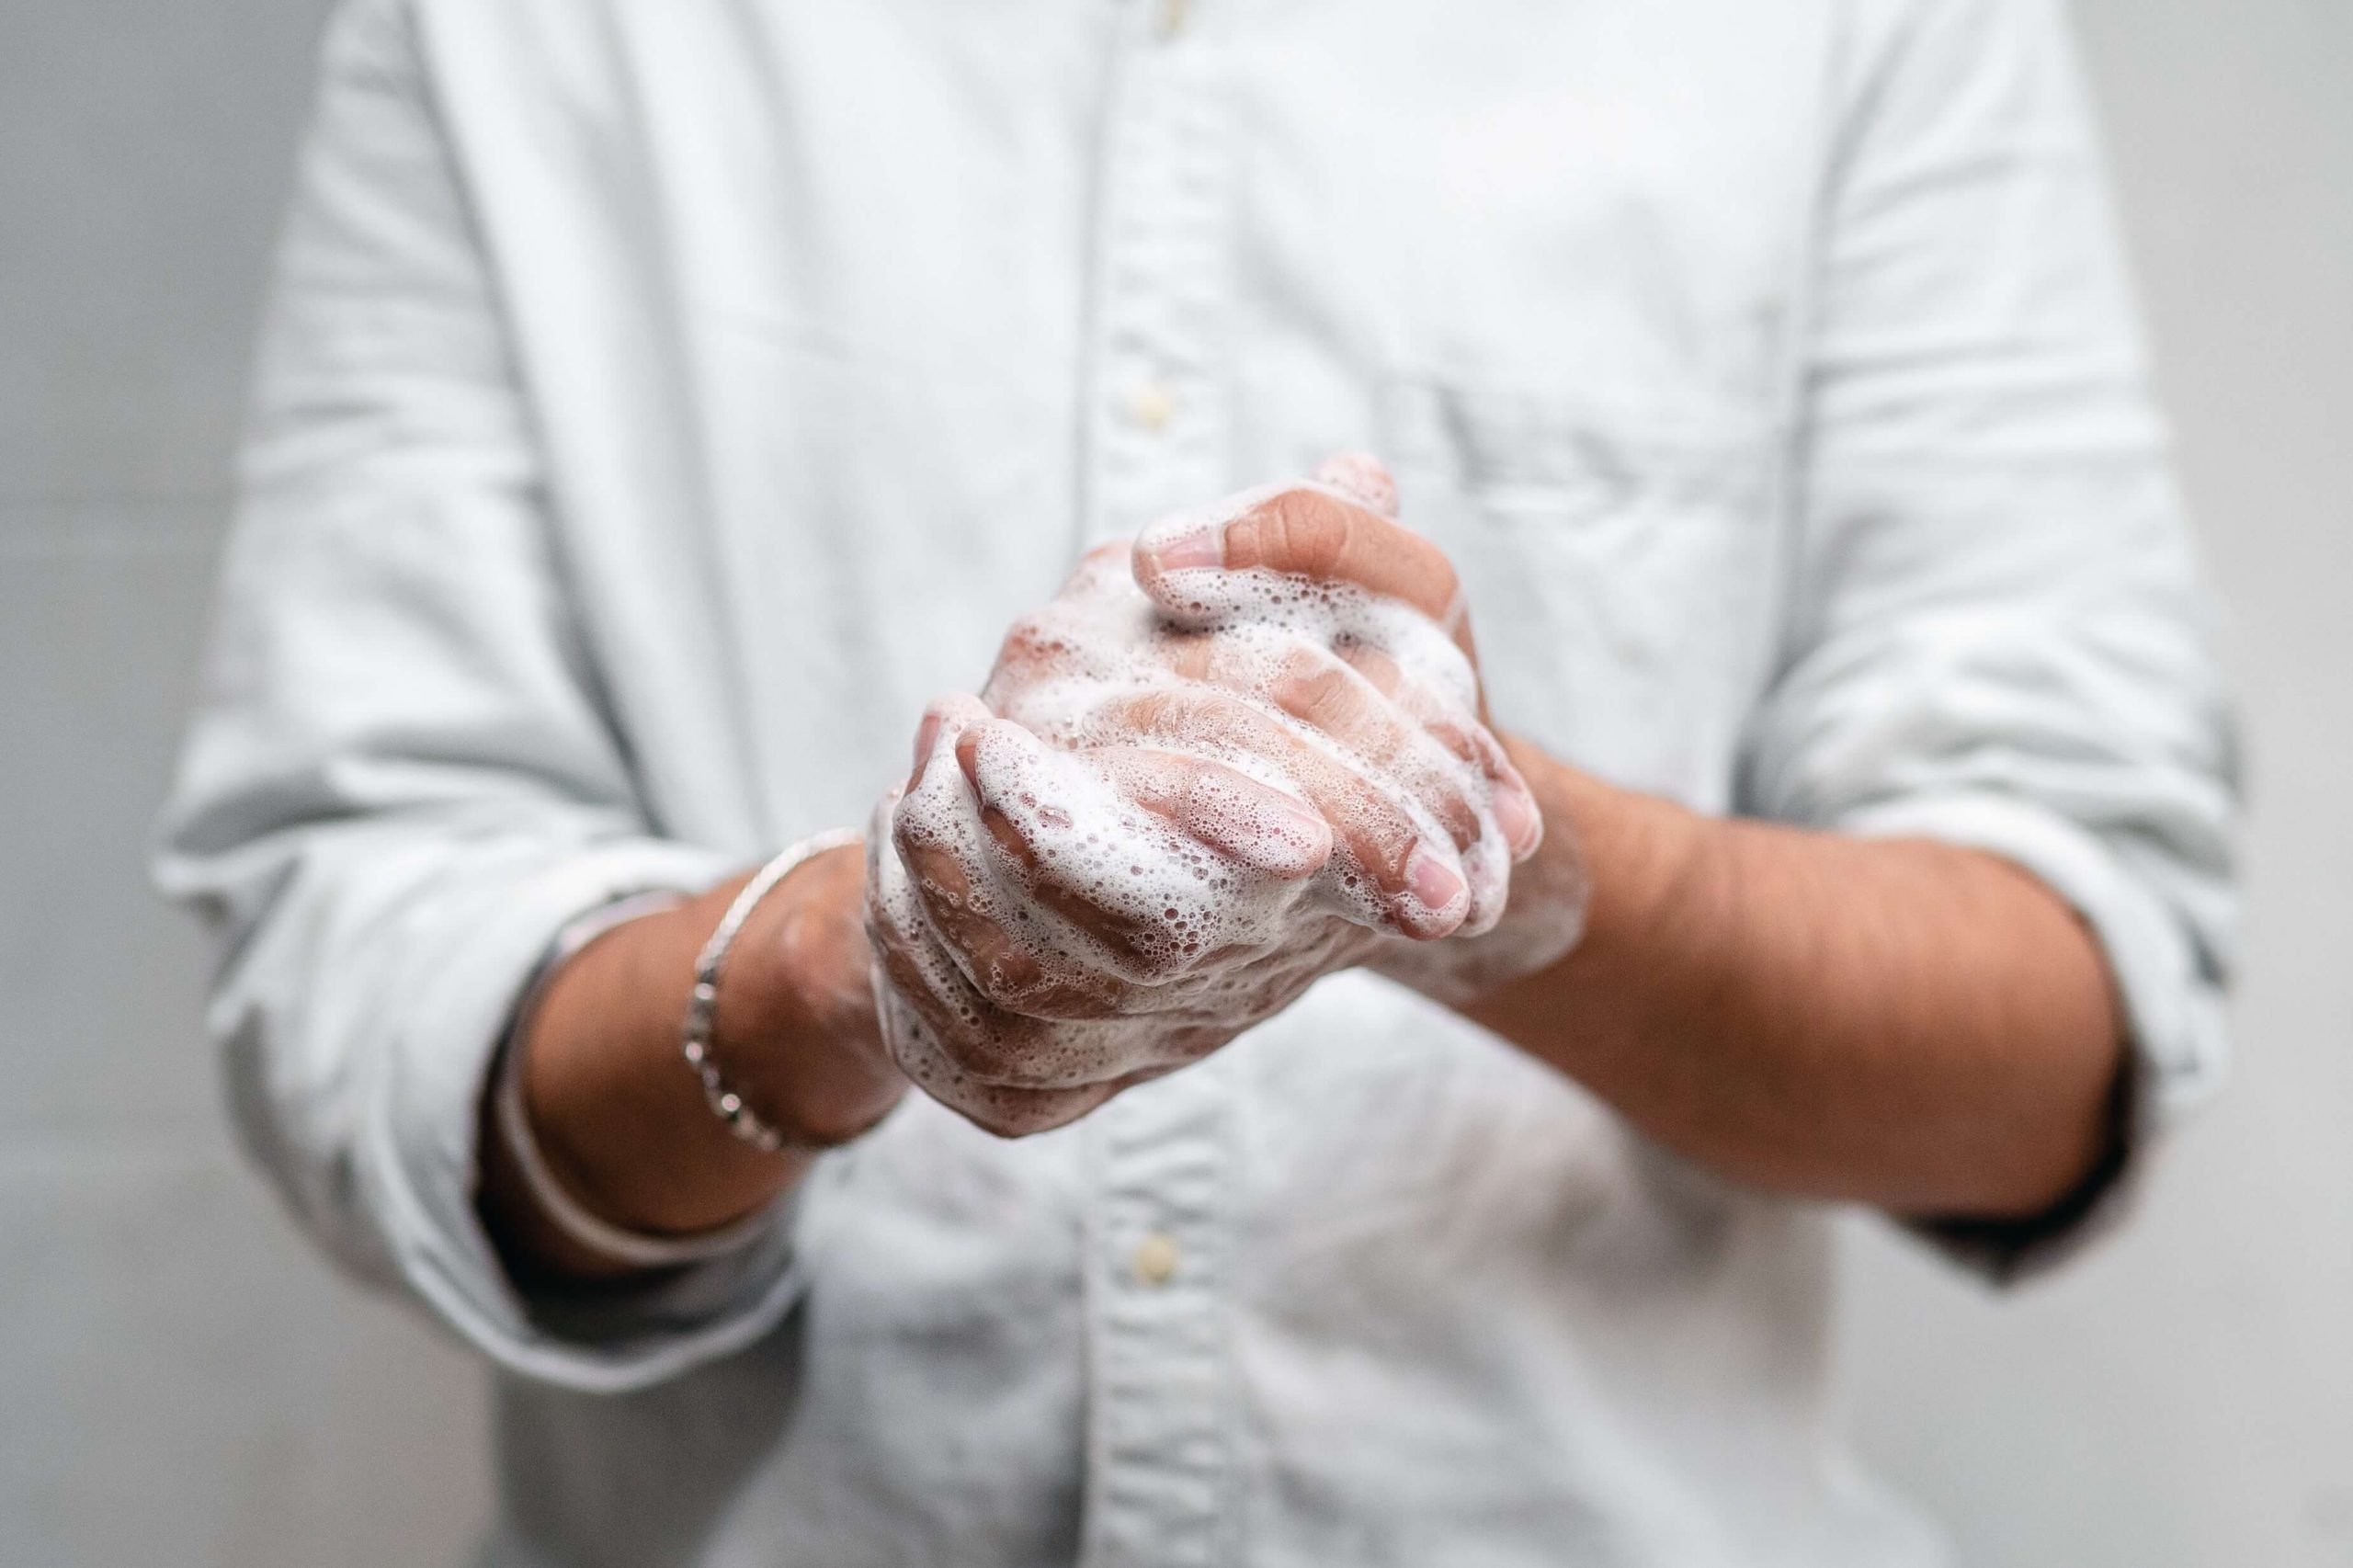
[1493,784,1542,858]
[1142,520,1222,573]
[908,713,941,788]
[1405,845,1466,915]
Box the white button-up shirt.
[156,0,2237,1562]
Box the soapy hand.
[866,456,1565,1137]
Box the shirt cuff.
[347,837,815,1392]
[1834,790,2229,1283]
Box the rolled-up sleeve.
[153,0,802,1389]
[1743,0,2240,1277]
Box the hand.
[1001,456,1542,931]
[866,694,1375,1134]
[1126,454,1589,1005]
[486,842,907,1278]
[865,457,1567,1136]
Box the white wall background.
[1,2,2344,1563]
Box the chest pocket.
[1378,376,1781,810]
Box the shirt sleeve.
[1743,0,2241,1279]
[152,0,805,1390]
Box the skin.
[858,477,1540,1137]
[479,476,2122,1280]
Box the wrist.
[1370,734,1606,1007]
[1523,746,1714,961]
[520,887,790,1239]
[711,842,907,1145]
[1459,743,1721,1055]
[519,846,904,1244]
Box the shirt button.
[1132,1232,1181,1287]
[1157,0,1190,40]
[1126,381,1176,434]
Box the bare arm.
[1134,477,2128,1227]
[1467,744,2122,1220]
[478,844,905,1281]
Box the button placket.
[1078,0,1234,548]
[1081,1063,1240,1568]
[1074,8,1242,1563]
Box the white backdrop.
[2,2,2345,1562]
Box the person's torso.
[414,1,1944,1561]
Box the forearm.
[1465,740,2124,1220]
[478,845,905,1282]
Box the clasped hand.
[866,456,1552,1135]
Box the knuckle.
[978,801,1035,864]
[891,811,927,861]
[1290,663,1362,731]
[1424,715,1483,769]
[1159,628,1213,681]
[1350,798,1422,880]
[972,1092,1080,1141]
[1334,639,1402,696]
[938,1011,1053,1083]
[1262,487,1350,576]
[892,798,950,858]
[1431,785,1480,849]
[1118,687,1186,740]
[872,935,935,1003]
[938,1025,1017,1081]
[909,861,975,925]
[1121,940,1192,985]
[954,1092,1038,1140]
[962,957,1032,1014]
[995,612,1069,667]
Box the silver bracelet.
[682,828,866,1153]
[494,891,783,1271]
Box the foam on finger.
[870,468,1549,1129]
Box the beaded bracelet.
[680,828,866,1153]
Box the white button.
[1132,1232,1181,1286]
[1126,381,1176,433]
[1158,0,1190,40]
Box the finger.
[1096,746,1334,880]
[870,891,1189,1099]
[1311,451,1400,519]
[985,608,1090,698]
[1133,482,1470,656]
[905,692,995,791]
[894,824,1132,1018]
[1336,642,1541,859]
[1094,686,1470,938]
[1222,642,1526,927]
[1336,641,1487,771]
[982,549,1156,716]
[952,720,1325,979]
[896,714,1142,1015]
[1156,627,1215,682]
[1211,640,1482,852]
[870,826,1131,1070]
[874,974,1130,1131]
[950,721,1178,965]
